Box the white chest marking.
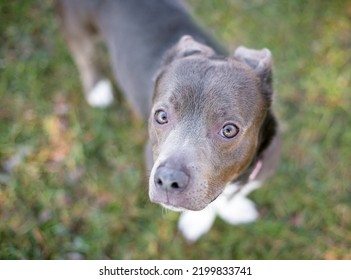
[178,181,262,242]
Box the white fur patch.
[178,206,216,242]
[237,180,262,197]
[86,79,114,108]
[214,181,261,224]
[215,195,259,225]
[177,181,263,242]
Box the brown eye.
[155,110,168,124]
[221,124,239,139]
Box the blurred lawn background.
[0,0,350,259]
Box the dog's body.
[56,0,280,242]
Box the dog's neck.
[97,0,225,119]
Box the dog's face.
[148,36,273,211]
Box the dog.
[55,0,280,242]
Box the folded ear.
[154,35,216,82]
[163,35,215,65]
[177,35,215,56]
[234,46,273,100]
[234,46,272,76]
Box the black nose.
[154,166,189,192]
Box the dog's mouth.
[160,203,188,212]
[149,167,224,211]
[149,183,224,211]
[149,185,197,211]
[149,176,202,211]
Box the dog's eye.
[221,124,239,139]
[155,110,168,124]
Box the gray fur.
[56,0,280,212]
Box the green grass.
[0,0,350,259]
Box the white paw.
[178,206,216,243]
[215,195,259,225]
[86,79,114,108]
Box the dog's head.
[148,35,274,211]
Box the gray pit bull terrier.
[56,0,280,242]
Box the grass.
[0,0,350,259]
